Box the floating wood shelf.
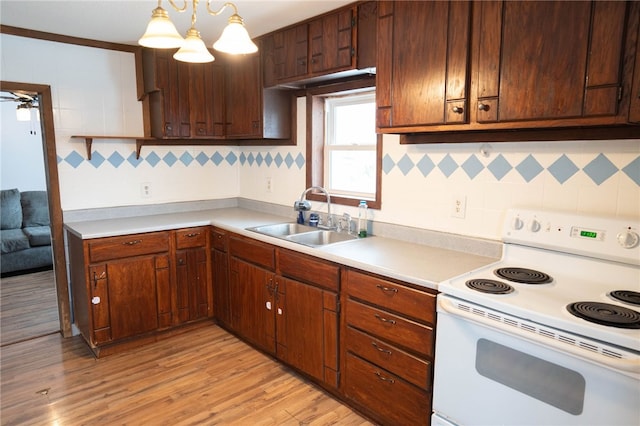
[71,135,291,160]
[71,136,155,160]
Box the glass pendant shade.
[213,14,258,54]
[173,28,215,63]
[138,6,184,49]
[16,104,31,122]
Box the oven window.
[475,339,586,415]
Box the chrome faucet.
[294,186,333,228]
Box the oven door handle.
[438,296,640,375]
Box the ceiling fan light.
[16,104,31,122]
[138,6,184,49]
[173,28,215,63]
[213,14,258,55]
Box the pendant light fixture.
[138,0,258,63]
[138,3,185,49]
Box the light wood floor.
[1,322,374,425]
[1,269,59,346]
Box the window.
[305,77,381,209]
[324,92,377,201]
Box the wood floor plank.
[1,323,373,425]
[0,269,59,346]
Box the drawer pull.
[371,341,392,355]
[123,239,142,246]
[184,232,200,238]
[374,313,396,325]
[376,284,398,294]
[374,371,395,384]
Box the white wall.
[0,96,47,191]
[0,34,240,211]
[3,34,638,242]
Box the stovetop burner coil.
[609,290,640,306]
[466,279,514,294]
[494,267,552,284]
[567,301,640,329]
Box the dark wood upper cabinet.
[475,0,629,123]
[143,49,224,139]
[224,52,291,140]
[309,8,354,75]
[377,1,471,129]
[141,47,291,143]
[262,2,376,88]
[378,0,640,139]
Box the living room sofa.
[1,188,53,275]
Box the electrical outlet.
[452,194,466,218]
[141,182,152,198]
[266,177,273,193]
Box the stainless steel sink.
[248,222,317,237]
[247,222,359,247]
[285,230,358,247]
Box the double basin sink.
[247,222,358,248]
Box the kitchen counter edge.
[64,207,500,291]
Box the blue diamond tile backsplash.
[59,149,640,186]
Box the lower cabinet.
[342,268,437,426]
[226,233,340,389]
[211,227,230,328]
[175,227,211,324]
[68,227,212,357]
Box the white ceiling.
[0,0,354,46]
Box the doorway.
[0,81,72,339]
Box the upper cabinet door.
[308,8,355,75]
[476,0,629,124]
[225,54,263,138]
[376,1,472,130]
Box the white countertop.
[65,207,499,291]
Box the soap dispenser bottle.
[358,200,368,238]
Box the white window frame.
[323,91,377,201]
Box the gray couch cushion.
[23,226,52,247]
[0,229,30,254]
[1,189,22,230]
[21,191,50,227]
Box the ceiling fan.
[1,91,39,122]
[1,91,39,107]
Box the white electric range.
[432,208,640,426]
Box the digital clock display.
[580,230,598,238]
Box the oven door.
[433,294,640,426]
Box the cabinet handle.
[92,271,106,288]
[452,106,464,114]
[371,341,392,355]
[374,371,395,384]
[374,313,396,325]
[376,284,398,294]
[178,258,184,265]
[478,103,490,111]
[184,232,200,238]
[123,239,142,246]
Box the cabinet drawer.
[346,326,431,390]
[175,226,207,249]
[344,353,431,426]
[88,232,169,263]
[278,249,340,291]
[345,269,436,324]
[229,235,275,270]
[346,299,434,358]
[211,228,228,252]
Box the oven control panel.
[503,209,640,266]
